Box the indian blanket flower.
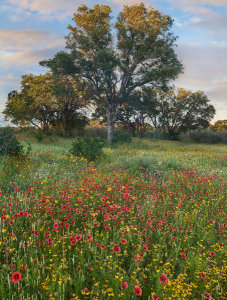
[121,282,128,289]
[205,292,212,299]
[134,286,142,296]
[181,252,187,259]
[159,273,168,285]
[201,272,207,280]
[112,244,121,253]
[12,272,22,283]
[210,251,215,256]
[120,238,127,244]
[75,234,82,241]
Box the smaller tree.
[140,88,215,135]
[3,73,90,135]
[209,120,227,132]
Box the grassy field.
[0,137,226,299]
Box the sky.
[0,0,227,125]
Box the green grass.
[0,135,226,299]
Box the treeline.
[3,3,222,143]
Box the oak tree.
[40,3,183,143]
[141,88,216,135]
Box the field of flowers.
[0,139,226,299]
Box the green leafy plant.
[179,129,224,144]
[70,137,105,161]
[0,127,23,156]
[113,130,132,144]
[34,129,44,142]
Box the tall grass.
[0,135,226,299]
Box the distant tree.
[4,73,56,130]
[40,3,183,143]
[140,88,215,135]
[3,73,90,135]
[3,90,34,128]
[209,120,227,132]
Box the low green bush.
[84,127,107,139]
[34,129,44,142]
[0,127,23,156]
[70,137,105,161]
[179,129,224,144]
[113,130,132,144]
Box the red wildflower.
[75,235,82,241]
[159,273,168,285]
[120,239,127,244]
[134,286,142,296]
[147,219,152,225]
[152,294,160,300]
[210,251,215,256]
[205,292,212,299]
[53,222,59,229]
[70,239,76,245]
[181,252,187,259]
[105,226,110,231]
[121,282,128,289]
[112,244,121,253]
[201,272,207,280]
[12,272,22,283]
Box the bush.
[179,129,224,144]
[0,127,23,156]
[70,137,105,161]
[113,130,132,144]
[84,127,107,139]
[34,129,44,142]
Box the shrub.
[0,127,23,156]
[84,127,107,139]
[70,137,105,161]
[113,130,132,144]
[34,129,44,142]
[179,129,223,144]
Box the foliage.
[141,88,215,135]
[0,127,23,156]
[34,129,44,142]
[209,119,227,133]
[113,130,132,144]
[70,137,105,161]
[3,73,55,130]
[3,73,89,136]
[179,128,225,144]
[40,3,183,143]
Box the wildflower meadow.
[0,138,226,299]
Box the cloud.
[0,74,17,85]
[174,41,227,121]
[176,0,227,6]
[0,29,65,71]
[0,29,64,51]
[5,0,83,21]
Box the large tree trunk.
[62,113,67,137]
[107,110,115,144]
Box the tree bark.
[62,113,67,137]
[107,110,115,144]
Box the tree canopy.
[142,88,215,135]
[3,73,89,135]
[40,3,183,143]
